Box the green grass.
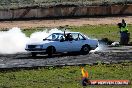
[1,25,132,87]
[69,25,119,41]
[0,62,131,88]
[69,25,132,42]
[22,24,132,42]
[22,27,45,37]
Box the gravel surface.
[0,16,132,68]
[0,46,132,68]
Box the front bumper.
[25,48,46,52]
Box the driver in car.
[65,33,73,41]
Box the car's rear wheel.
[46,46,56,57]
[31,52,37,57]
[81,45,90,55]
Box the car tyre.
[31,52,37,57]
[46,46,56,57]
[81,45,90,55]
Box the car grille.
[28,45,36,49]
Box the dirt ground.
[0,16,132,29]
[0,46,132,68]
[0,16,132,68]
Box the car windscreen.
[45,33,64,41]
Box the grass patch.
[0,25,132,87]
[0,62,131,88]
[0,0,129,9]
[69,24,132,42]
[69,25,119,41]
[22,24,132,42]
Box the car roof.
[52,32,80,34]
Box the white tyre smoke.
[29,28,63,43]
[0,27,103,54]
[0,27,63,54]
[0,27,29,54]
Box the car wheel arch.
[80,44,91,55]
[46,46,56,52]
[82,44,91,50]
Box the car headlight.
[36,45,43,48]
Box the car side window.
[72,33,85,41]
[71,33,79,41]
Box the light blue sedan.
[25,32,98,57]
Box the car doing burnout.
[25,32,98,57]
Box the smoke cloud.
[0,27,62,54]
[0,27,102,54]
[29,28,62,43]
[0,27,29,54]
[90,44,106,53]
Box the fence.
[0,0,132,9]
[0,0,132,20]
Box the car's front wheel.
[81,45,90,55]
[46,46,56,57]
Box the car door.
[68,33,86,52]
[54,35,72,53]
[57,41,72,52]
[57,40,79,52]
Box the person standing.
[118,19,129,45]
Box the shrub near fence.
[0,0,132,9]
